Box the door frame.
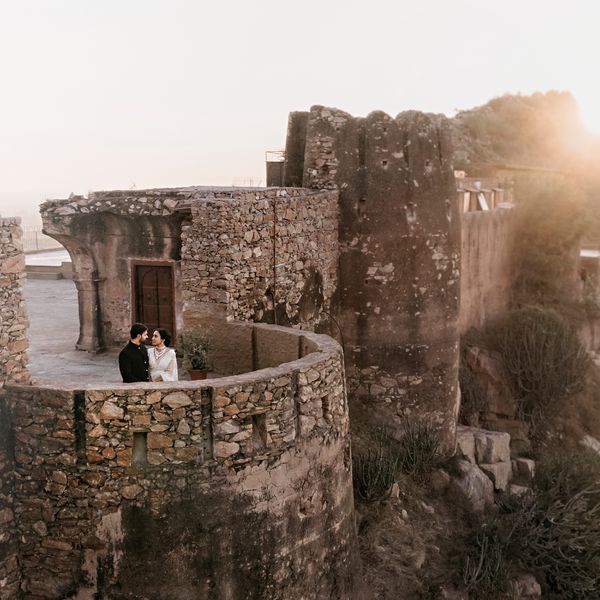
[130,259,177,342]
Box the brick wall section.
[460,207,516,332]
[7,325,357,599]
[181,187,339,328]
[0,217,29,386]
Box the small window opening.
[251,414,268,451]
[133,432,148,465]
[322,394,331,421]
[381,159,388,167]
[74,391,86,464]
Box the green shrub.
[353,420,442,501]
[512,179,586,306]
[462,523,510,597]
[535,445,600,502]
[353,429,399,502]
[509,447,600,597]
[179,330,212,370]
[492,306,589,431]
[397,420,442,478]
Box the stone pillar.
[291,106,461,450]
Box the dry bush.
[510,447,600,597]
[462,523,510,598]
[492,306,589,434]
[353,428,400,503]
[397,420,443,478]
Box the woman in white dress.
[149,329,178,382]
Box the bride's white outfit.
[148,346,178,382]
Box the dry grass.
[542,362,600,449]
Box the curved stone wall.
[6,324,358,599]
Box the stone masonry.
[0,218,29,386]
[180,187,338,330]
[6,324,358,599]
[284,106,461,450]
[41,187,339,351]
[0,217,29,599]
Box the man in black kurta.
[119,323,150,383]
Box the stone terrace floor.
[24,278,120,386]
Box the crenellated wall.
[7,324,358,599]
[459,207,516,332]
[285,106,461,450]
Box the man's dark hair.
[130,323,147,339]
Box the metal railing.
[22,227,63,253]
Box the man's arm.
[119,350,136,383]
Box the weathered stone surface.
[448,459,494,513]
[147,433,173,449]
[463,346,516,418]
[121,484,143,500]
[214,441,240,458]
[474,430,510,464]
[100,401,124,420]
[162,392,192,409]
[512,458,535,485]
[479,462,512,491]
[511,574,542,598]
[455,427,476,463]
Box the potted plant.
[179,330,212,380]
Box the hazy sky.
[2,0,600,226]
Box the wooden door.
[134,265,175,338]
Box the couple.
[118,323,178,383]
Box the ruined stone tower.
[284,106,460,448]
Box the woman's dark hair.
[130,323,147,339]
[157,328,172,347]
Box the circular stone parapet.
[5,323,359,599]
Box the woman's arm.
[159,349,178,382]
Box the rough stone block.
[99,401,124,420]
[479,461,512,491]
[455,426,476,463]
[214,441,239,459]
[447,459,494,513]
[147,433,173,449]
[162,392,192,409]
[474,430,510,464]
[512,458,535,485]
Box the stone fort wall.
[41,188,339,352]
[7,324,358,599]
[181,188,338,331]
[284,106,461,450]
[460,207,516,332]
[0,218,29,386]
[0,217,28,599]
